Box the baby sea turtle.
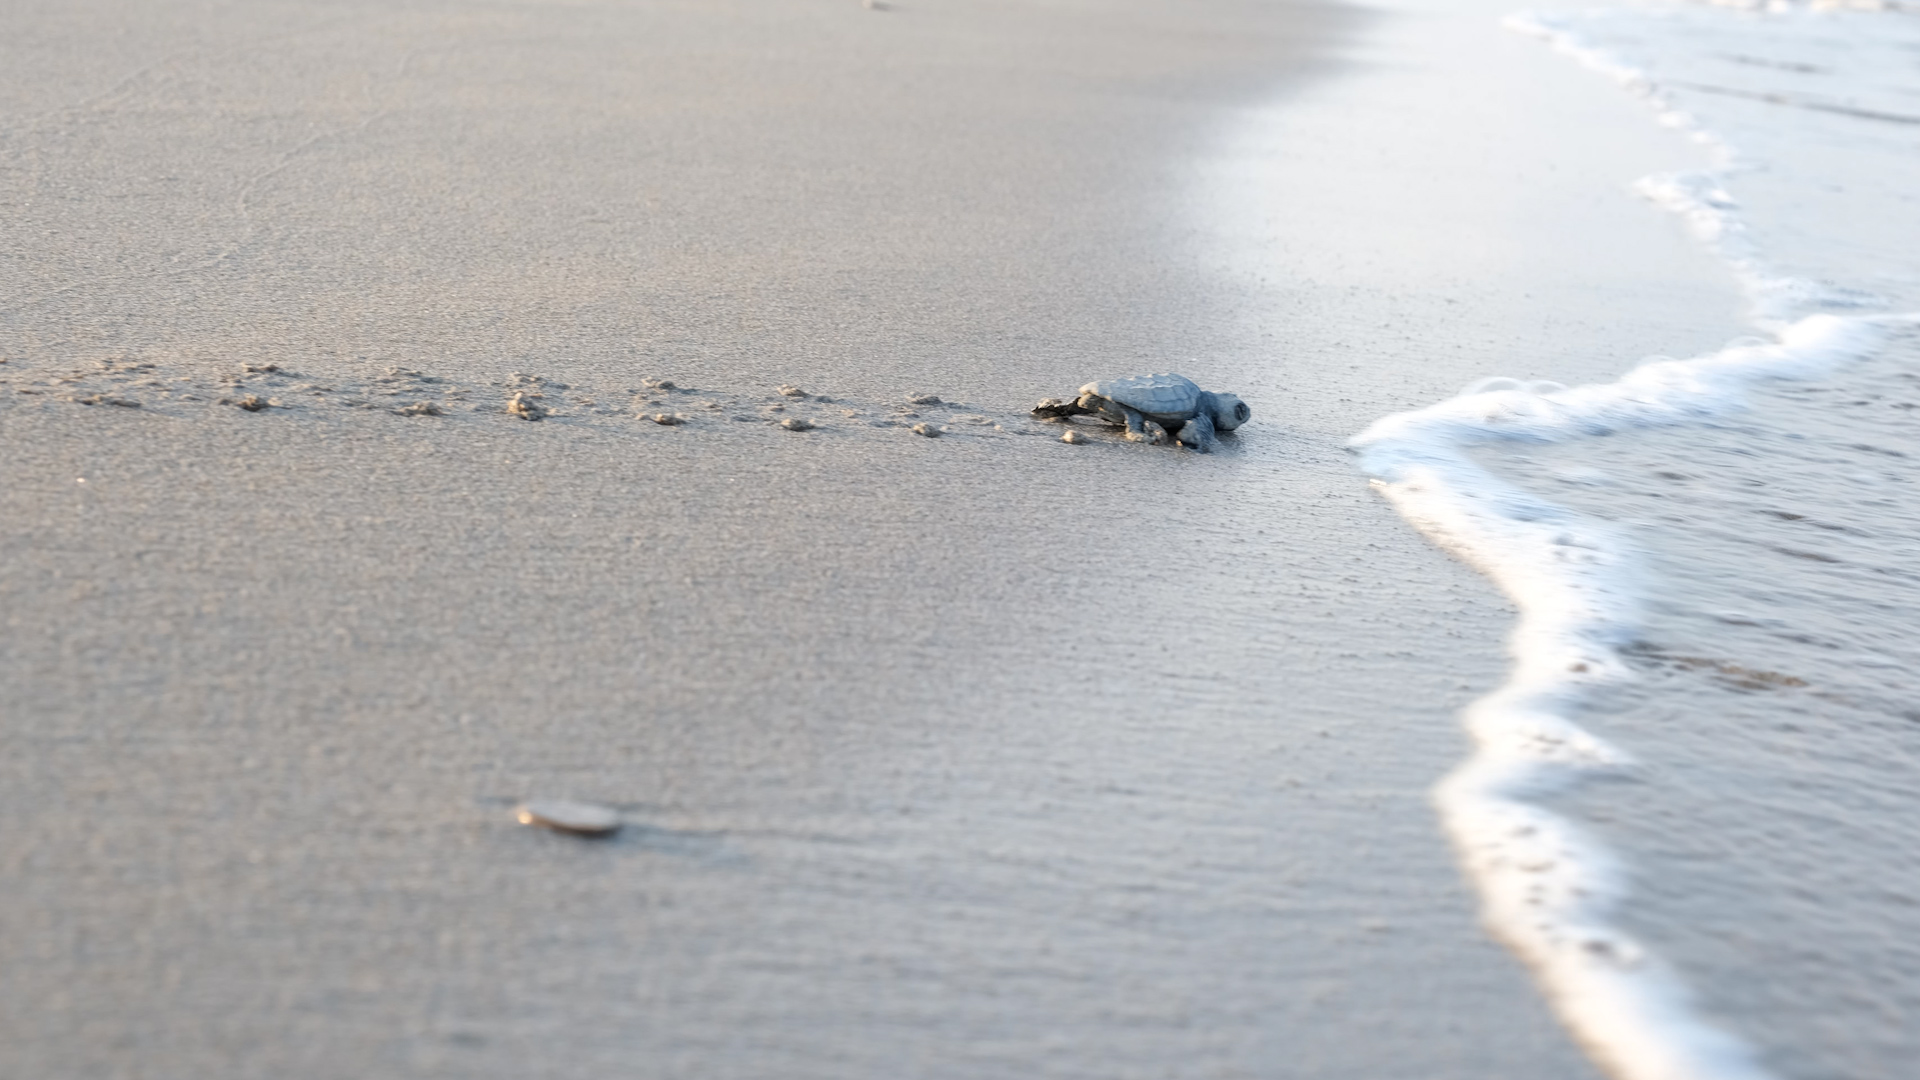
[1032,373,1250,452]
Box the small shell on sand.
[506,392,548,421]
[517,800,621,838]
[911,422,940,438]
[641,377,677,391]
[908,394,943,406]
[777,385,809,398]
[1061,430,1084,444]
[648,412,687,425]
[394,401,443,417]
[780,417,815,431]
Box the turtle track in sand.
[0,355,1246,453]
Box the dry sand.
[0,0,1746,1076]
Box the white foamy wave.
[1356,3,1920,1076]
[1352,315,1891,1080]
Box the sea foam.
[1352,316,1887,1080]
[1353,2,1920,1077]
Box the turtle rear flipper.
[1031,397,1090,420]
[1083,394,1168,445]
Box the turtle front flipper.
[1173,411,1217,452]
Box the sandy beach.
[0,0,1807,1076]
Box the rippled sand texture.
[0,0,1756,1077]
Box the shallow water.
[1354,2,1920,1076]
[1503,328,1920,1079]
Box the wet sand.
[0,0,1744,1076]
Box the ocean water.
[1354,3,1920,1078]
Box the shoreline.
[1359,7,1920,1077]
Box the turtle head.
[1205,391,1251,431]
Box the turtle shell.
[1080,373,1203,422]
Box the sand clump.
[506,392,548,421]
